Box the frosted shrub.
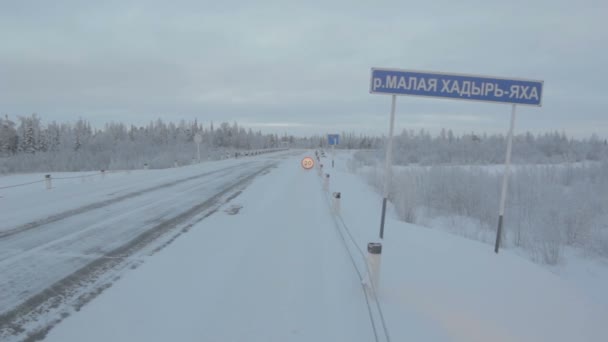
[362,161,608,264]
[392,173,418,223]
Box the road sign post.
[370,68,543,249]
[495,104,517,253]
[327,134,339,168]
[194,133,202,163]
[379,95,396,239]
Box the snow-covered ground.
[30,151,607,341]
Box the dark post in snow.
[379,95,397,239]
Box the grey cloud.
[1,0,606,137]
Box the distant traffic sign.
[301,157,315,170]
[328,134,339,145]
[370,68,543,106]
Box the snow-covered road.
[0,152,296,340]
[42,151,375,342]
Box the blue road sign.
[370,68,543,106]
[328,134,339,145]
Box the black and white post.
[379,95,397,239]
[45,174,52,190]
[495,104,517,253]
[332,192,341,214]
[366,242,383,290]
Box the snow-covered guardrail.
[0,170,117,191]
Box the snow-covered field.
[1,151,607,341]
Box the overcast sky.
[1,0,606,137]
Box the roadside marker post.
[365,242,382,291]
[45,174,52,190]
[370,68,543,252]
[332,192,341,214]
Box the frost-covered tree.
[17,114,41,154]
[36,128,49,152]
[0,115,18,155]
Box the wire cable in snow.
[320,186,380,342]
[317,169,391,342]
[0,179,45,190]
[1,170,128,190]
[335,214,391,342]
[53,172,101,180]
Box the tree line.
[0,114,301,173]
[362,128,608,165]
[1,114,607,173]
[0,114,293,156]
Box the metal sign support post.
[379,95,397,239]
[495,104,517,253]
[194,134,203,163]
[332,145,335,168]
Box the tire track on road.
[0,162,256,240]
[0,161,277,342]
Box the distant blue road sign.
[328,134,339,145]
[370,68,543,106]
